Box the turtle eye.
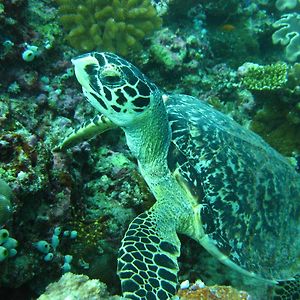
[101,65,122,85]
[103,74,121,85]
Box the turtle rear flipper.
[118,210,180,300]
[272,274,300,299]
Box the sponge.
[0,179,12,226]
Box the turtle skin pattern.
[166,94,300,282]
[273,275,300,299]
[118,211,180,300]
[68,51,300,299]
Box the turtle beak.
[71,53,99,92]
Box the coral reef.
[238,61,300,157]
[0,131,49,193]
[208,24,261,67]
[250,100,300,156]
[0,0,60,79]
[272,13,300,62]
[287,62,300,88]
[201,0,241,18]
[37,272,112,300]
[238,62,288,90]
[0,0,299,298]
[176,280,251,300]
[56,0,162,55]
[150,28,188,71]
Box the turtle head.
[72,52,161,127]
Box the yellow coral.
[240,62,287,90]
[56,0,162,55]
[177,283,250,300]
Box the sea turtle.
[55,52,300,299]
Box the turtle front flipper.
[272,274,300,299]
[53,114,116,151]
[118,210,180,300]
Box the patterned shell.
[165,94,300,281]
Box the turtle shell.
[165,94,300,281]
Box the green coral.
[288,62,300,86]
[56,0,162,55]
[272,13,300,62]
[241,62,288,90]
[251,101,300,156]
[150,29,187,71]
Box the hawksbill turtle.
[55,52,300,300]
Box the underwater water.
[0,0,300,299]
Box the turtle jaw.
[71,53,99,93]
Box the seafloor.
[0,0,299,299]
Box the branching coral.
[56,0,162,55]
[272,13,300,62]
[239,62,288,90]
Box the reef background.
[0,0,299,299]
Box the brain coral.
[56,0,162,55]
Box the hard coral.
[177,282,250,300]
[38,273,109,300]
[251,101,300,156]
[272,13,300,62]
[275,0,298,11]
[150,28,188,71]
[239,62,288,91]
[56,0,162,55]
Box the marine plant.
[56,0,162,55]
